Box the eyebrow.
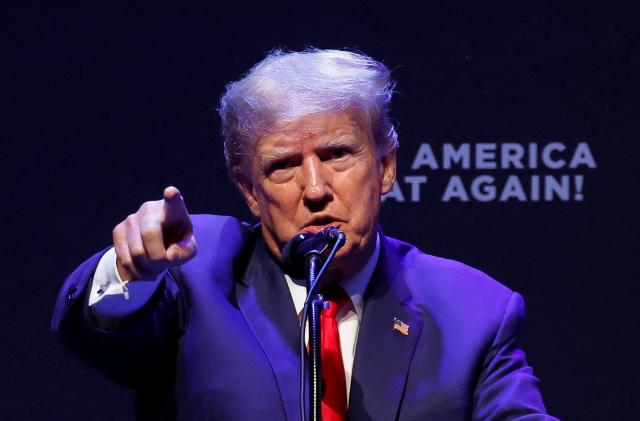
[257,134,359,168]
[257,149,299,169]
[320,135,356,148]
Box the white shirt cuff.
[88,247,129,306]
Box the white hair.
[218,48,398,179]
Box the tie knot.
[321,284,350,319]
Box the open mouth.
[301,216,341,234]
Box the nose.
[300,156,333,206]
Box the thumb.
[166,234,198,265]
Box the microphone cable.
[299,234,345,421]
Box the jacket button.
[66,285,78,304]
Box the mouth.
[300,216,343,234]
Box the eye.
[266,158,298,176]
[269,160,289,172]
[328,147,350,160]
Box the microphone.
[282,226,346,278]
[284,227,345,421]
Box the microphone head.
[324,226,346,247]
[281,226,345,278]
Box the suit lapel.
[348,234,424,421]
[235,235,302,421]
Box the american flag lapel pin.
[393,318,410,336]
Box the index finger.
[163,186,189,225]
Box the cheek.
[258,184,301,226]
[339,176,381,232]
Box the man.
[52,49,557,420]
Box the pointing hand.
[112,186,197,281]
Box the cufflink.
[97,280,112,296]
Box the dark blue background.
[4,3,639,420]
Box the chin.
[329,241,365,272]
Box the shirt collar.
[285,233,380,319]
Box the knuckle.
[140,225,161,240]
[112,225,123,240]
[117,255,137,271]
[113,240,124,254]
[138,203,163,223]
[129,246,146,259]
[140,200,162,213]
[119,256,134,270]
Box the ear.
[233,167,261,218]
[379,149,397,195]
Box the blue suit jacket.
[52,215,556,420]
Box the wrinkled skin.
[236,110,397,281]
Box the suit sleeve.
[472,292,560,421]
[51,249,188,390]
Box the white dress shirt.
[284,235,379,400]
[89,234,381,401]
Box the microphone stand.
[305,254,324,421]
[287,228,345,421]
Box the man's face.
[236,110,396,279]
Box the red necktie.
[320,285,350,421]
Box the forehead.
[256,111,371,151]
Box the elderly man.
[52,49,557,420]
